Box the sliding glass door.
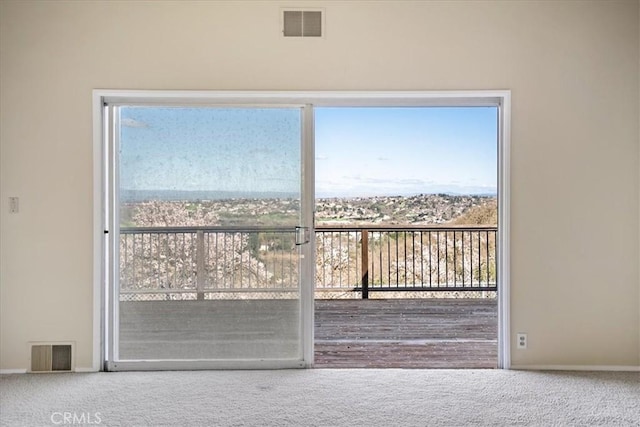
[106,104,313,369]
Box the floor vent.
[30,344,73,372]
[283,10,323,37]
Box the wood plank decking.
[119,298,497,368]
[314,299,497,368]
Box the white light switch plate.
[9,197,19,213]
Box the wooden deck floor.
[314,299,497,368]
[119,298,497,368]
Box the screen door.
[105,105,313,369]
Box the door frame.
[97,98,315,370]
[92,90,511,370]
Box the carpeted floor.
[1,370,638,426]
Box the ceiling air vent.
[283,10,323,37]
[30,343,73,372]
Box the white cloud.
[121,118,149,128]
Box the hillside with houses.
[121,194,497,228]
[315,194,495,226]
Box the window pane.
[116,106,302,361]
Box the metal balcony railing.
[118,225,497,300]
[315,226,497,298]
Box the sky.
[315,107,497,197]
[119,106,497,198]
[120,107,302,196]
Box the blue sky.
[315,107,497,197]
[119,106,497,198]
[120,107,301,195]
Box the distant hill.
[449,199,497,226]
[315,194,496,225]
[121,193,498,228]
[121,189,298,202]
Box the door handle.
[295,226,310,245]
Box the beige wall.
[1,0,639,370]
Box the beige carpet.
[1,369,638,426]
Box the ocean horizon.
[121,189,496,202]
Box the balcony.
[117,225,498,367]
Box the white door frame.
[92,90,511,370]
